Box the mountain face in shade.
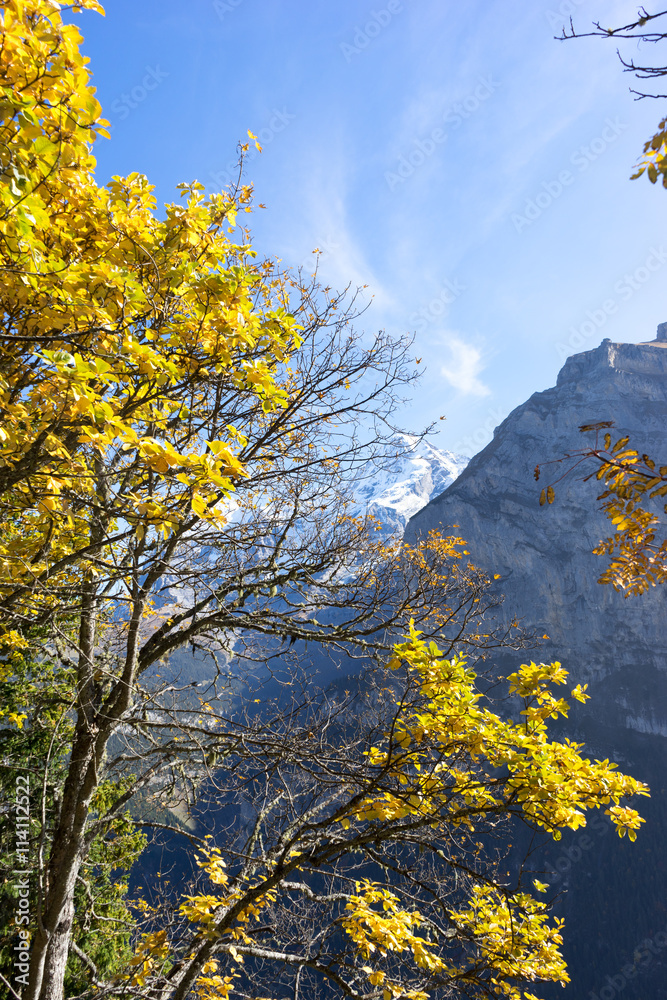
[352,434,468,537]
[405,328,667,1000]
[406,332,667,732]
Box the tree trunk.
[26,590,103,1000]
[26,726,97,1000]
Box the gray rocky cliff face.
[406,334,667,739]
[406,330,667,999]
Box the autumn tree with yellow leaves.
[126,628,645,1000]
[0,3,649,1000]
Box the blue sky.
[78,0,666,455]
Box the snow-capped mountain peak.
[353,434,468,536]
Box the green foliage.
[65,779,146,993]
[0,636,146,991]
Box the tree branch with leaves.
[91,626,647,1000]
[536,422,667,595]
[558,7,667,186]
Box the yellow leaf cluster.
[179,847,277,946]
[0,0,303,620]
[540,430,667,594]
[358,624,649,840]
[632,115,667,188]
[196,964,237,1000]
[590,438,667,593]
[448,885,569,997]
[127,929,170,987]
[341,881,446,973]
[330,624,649,993]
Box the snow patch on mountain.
[353,435,469,536]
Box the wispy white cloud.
[270,133,397,312]
[439,334,490,396]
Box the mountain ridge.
[352,433,468,536]
[405,326,667,1000]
